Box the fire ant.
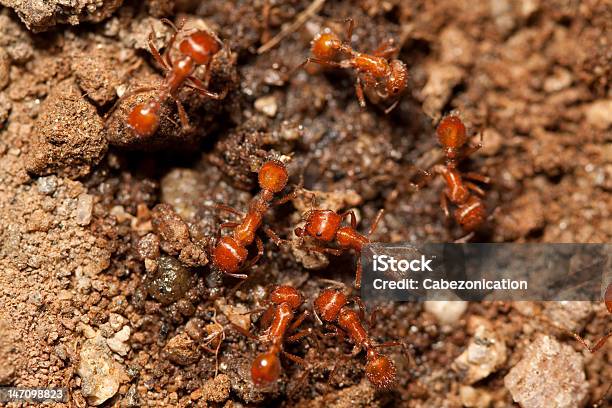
[430,114,490,233]
[239,285,311,387]
[120,18,228,138]
[211,160,293,278]
[294,207,384,289]
[572,282,611,353]
[301,19,408,113]
[313,288,400,388]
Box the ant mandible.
[246,286,311,386]
[123,18,228,138]
[294,207,384,289]
[432,114,490,233]
[572,283,611,353]
[301,18,408,113]
[314,288,399,388]
[211,160,293,278]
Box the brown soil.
[0,1,610,407]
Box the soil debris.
[504,335,589,408]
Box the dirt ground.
[0,0,610,407]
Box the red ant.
[301,19,408,113]
[241,285,311,387]
[313,288,400,388]
[430,114,490,233]
[211,160,293,278]
[294,207,385,289]
[120,18,228,138]
[572,282,611,353]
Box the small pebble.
[75,193,94,226]
[254,95,278,117]
[424,300,468,325]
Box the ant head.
[179,31,221,65]
[269,286,303,309]
[437,115,467,149]
[251,350,281,386]
[258,160,289,193]
[385,60,408,97]
[605,283,611,313]
[304,210,342,242]
[314,288,347,322]
[365,351,397,388]
[311,30,342,60]
[127,100,161,138]
[211,236,248,273]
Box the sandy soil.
[0,0,610,407]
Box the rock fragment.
[77,333,127,406]
[200,374,231,403]
[75,193,94,226]
[453,318,507,384]
[0,0,124,32]
[26,80,107,179]
[424,300,468,325]
[145,255,195,305]
[72,48,122,106]
[504,335,588,408]
[151,204,190,254]
[106,325,131,356]
[421,63,465,119]
[164,332,200,366]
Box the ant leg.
[173,97,191,131]
[350,296,367,321]
[214,221,239,244]
[213,203,244,218]
[259,305,276,328]
[223,271,249,280]
[186,76,228,100]
[459,143,483,161]
[355,77,367,108]
[230,323,257,340]
[465,181,486,197]
[454,232,475,243]
[342,17,355,43]
[572,331,612,353]
[261,0,271,44]
[160,17,182,33]
[273,189,302,206]
[368,209,385,236]
[372,39,398,58]
[305,245,344,256]
[464,172,491,184]
[339,210,357,229]
[242,236,265,270]
[282,351,307,367]
[440,192,451,219]
[307,57,345,69]
[384,99,400,115]
[262,226,285,246]
[355,256,362,289]
[148,32,170,71]
[286,328,312,343]
[160,18,185,67]
[288,310,310,333]
[218,222,239,232]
